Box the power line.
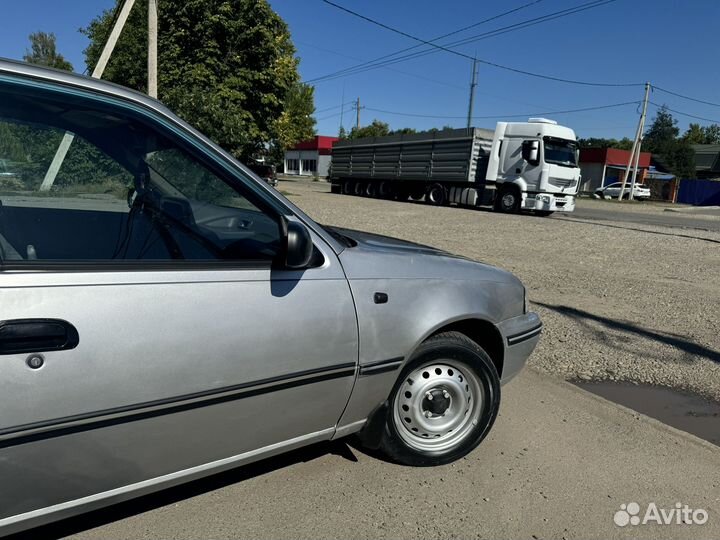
[297,39,466,90]
[315,101,355,114]
[363,100,641,120]
[313,0,638,87]
[316,107,356,121]
[309,0,546,84]
[315,0,625,85]
[648,101,720,125]
[651,86,720,109]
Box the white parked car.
[595,182,651,200]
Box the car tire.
[494,185,521,213]
[378,331,501,467]
[426,183,447,206]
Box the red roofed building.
[579,147,651,194]
[284,135,339,177]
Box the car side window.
[0,81,281,265]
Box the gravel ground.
[283,180,720,402]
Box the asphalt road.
[36,370,717,540]
[558,201,720,232]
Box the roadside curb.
[664,205,720,214]
[523,368,720,455]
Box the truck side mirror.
[521,140,540,166]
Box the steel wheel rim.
[393,362,484,453]
[502,193,515,208]
[429,188,443,204]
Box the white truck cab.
[487,118,580,213]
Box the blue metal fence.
[677,179,720,206]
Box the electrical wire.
[313,0,639,87]
[651,86,720,109]
[363,100,641,120]
[648,101,720,124]
[316,107,356,121]
[308,0,547,84]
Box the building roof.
[292,136,339,155]
[692,144,720,173]
[580,147,651,168]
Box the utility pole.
[40,0,137,191]
[356,97,361,130]
[148,0,158,98]
[339,84,346,134]
[466,57,478,131]
[617,82,650,202]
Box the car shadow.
[8,440,360,540]
[535,301,720,364]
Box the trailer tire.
[427,183,447,206]
[409,188,425,201]
[494,185,521,213]
[353,181,364,196]
[378,181,393,199]
[365,182,377,198]
[342,180,353,195]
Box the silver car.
[0,59,541,535]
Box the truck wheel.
[409,188,425,201]
[378,181,392,199]
[342,180,353,195]
[494,185,520,213]
[395,187,410,201]
[365,182,377,198]
[427,183,447,206]
[353,182,364,196]
[378,331,501,466]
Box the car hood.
[329,226,520,285]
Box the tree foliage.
[347,120,419,139]
[644,105,695,178]
[683,123,720,145]
[23,32,73,71]
[81,0,311,160]
[578,137,633,150]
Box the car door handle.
[0,319,79,355]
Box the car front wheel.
[379,331,501,466]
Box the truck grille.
[549,178,576,189]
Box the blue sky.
[2,0,719,140]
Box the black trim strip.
[506,324,543,346]
[0,259,273,272]
[0,362,356,449]
[359,356,403,377]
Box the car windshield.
[543,137,579,167]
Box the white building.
[284,135,338,177]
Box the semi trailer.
[329,118,581,215]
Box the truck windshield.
[543,137,578,167]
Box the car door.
[0,75,358,523]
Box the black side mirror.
[521,140,540,166]
[283,219,313,269]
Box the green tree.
[81,0,305,160]
[389,127,417,135]
[683,123,720,144]
[428,125,457,133]
[578,137,633,150]
[644,106,695,178]
[273,82,316,152]
[23,32,73,71]
[348,119,391,139]
[338,125,348,139]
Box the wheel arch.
[425,318,505,378]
